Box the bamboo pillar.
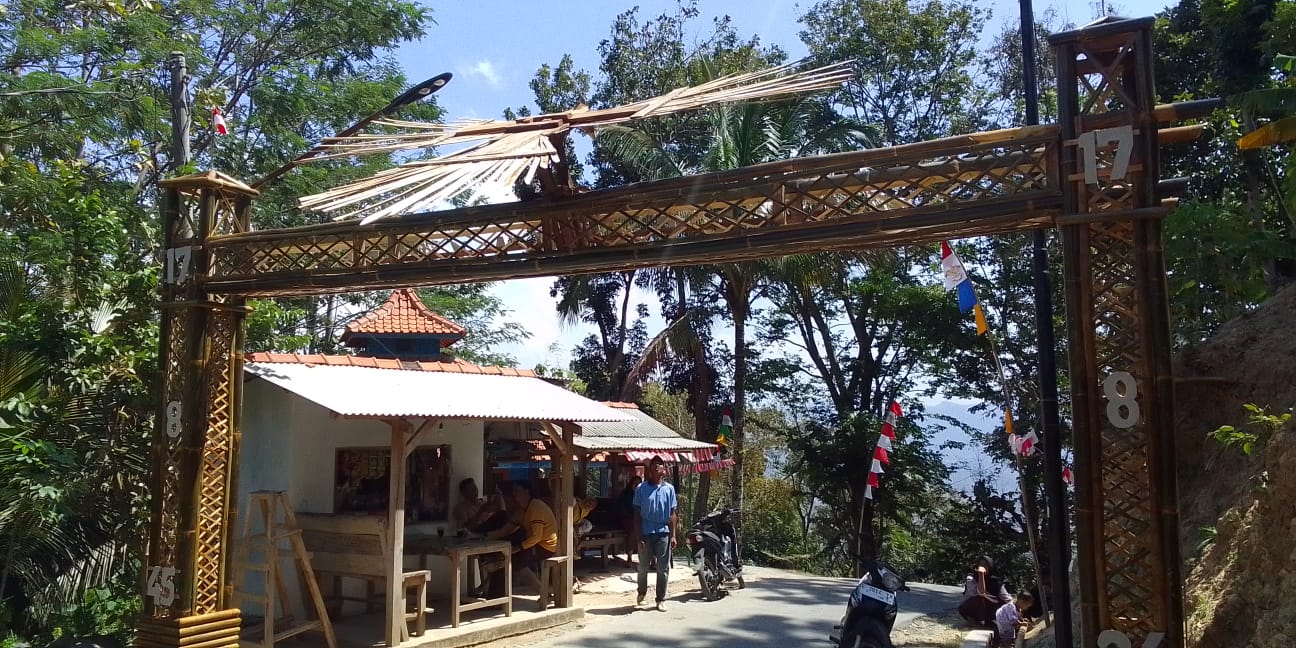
[1052,17,1183,648]
[138,171,257,648]
[386,420,410,647]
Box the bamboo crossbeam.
[202,123,1062,296]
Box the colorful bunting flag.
[716,409,731,449]
[865,401,902,501]
[940,241,988,335]
[212,107,229,135]
[1062,466,1074,487]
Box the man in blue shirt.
[632,456,677,611]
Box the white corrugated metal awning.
[572,436,716,452]
[246,363,634,422]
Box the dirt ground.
[1171,282,1296,647]
[890,608,968,647]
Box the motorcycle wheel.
[698,560,720,601]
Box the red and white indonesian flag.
[212,107,228,135]
[865,401,903,501]
[1062,466,1074,487]
[1010,430,1040,457]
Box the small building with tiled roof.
[235,290,634,628]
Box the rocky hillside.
[1173,282,1296,647]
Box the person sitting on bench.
[483,481,558,598]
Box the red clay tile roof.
[341,289,467,345]
[244,352,537,377]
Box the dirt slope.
[1172,282,1296,647]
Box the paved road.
[518,566,963,648]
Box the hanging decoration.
[716,408,732,449]
[1062,466,1074,487]
[864,401,902,501]
[939,240,1039,458]
[212,107,229,136]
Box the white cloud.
[463,59,503,89]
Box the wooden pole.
[386,420,410,647]
[556,423,576,608]
[169,52,190,173]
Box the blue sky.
[388,0,1173,487]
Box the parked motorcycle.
[686,507,745,601]
[828,559,909,648]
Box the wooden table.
[406,536,512,628]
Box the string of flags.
[864,401,902,501]
[940,240,1038,459]
[941,241,988,336]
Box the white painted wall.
[236,372,488,621]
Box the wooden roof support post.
[386,419,411,647]
[556,423,578,608]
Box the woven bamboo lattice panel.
[204,125,1061,297]
[1089,219,1159,636]
[192,306,239,614]
[152,307,191,617]
[1080,30,1163,638]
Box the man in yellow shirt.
[484,481,558,598]
[512,480,558,556]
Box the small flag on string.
[940,241,988,335]
[865,401,902,501]
[1062,466,1074,486]
[715,409,732,449]
[1005,409,1014,436]
[212,107,229,135]
[1010,430,1040,457]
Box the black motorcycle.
[829,559,909,648]
[686,507,745,601]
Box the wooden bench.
[577,530,626,569]
[296,513,431,640]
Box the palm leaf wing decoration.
[296,60,855,224]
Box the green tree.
[798,0,991,145]
[596,56,873,538]
[0,0,436,638]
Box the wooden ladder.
[234,490,337,648]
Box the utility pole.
[168,52,190,172]
[1020,2,1074,646]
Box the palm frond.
[619,309,700,402]
[0,349,45,404]
[88,296,130,335]
[1232,87,1296,117]
[594,126,684,181]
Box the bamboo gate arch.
[138,17,1209,648]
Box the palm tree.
[600,58,876,527]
